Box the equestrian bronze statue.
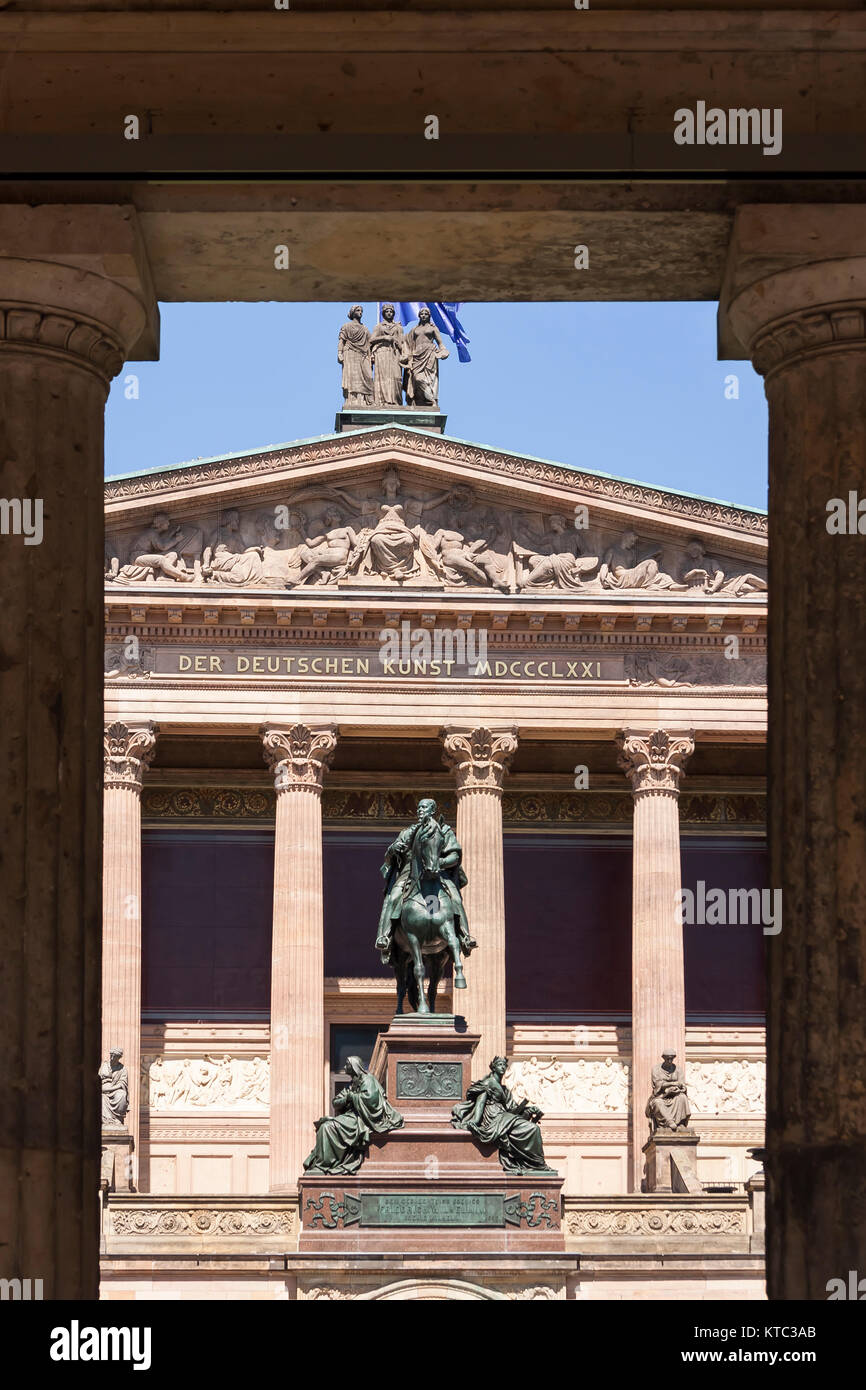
[375,797,475,1014]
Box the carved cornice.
[616,728,695,799]
[102,426,767,538]
[750,302,866,381]
[441,724,519,794]
[103,720,157,792]
[0,301,125,384]
[139,785,765,829]
[261,722,337,794]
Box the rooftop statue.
[403,306,449,409]
[303,1057,403,1175]
[337,304,374,407]
[375,797,475,1014]
[370,303,406,408]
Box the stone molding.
[102,426,768,539]
[261,721,337,793]
[440,724,519,793]
[103,719,157,792]
[750,302,866,381]
[0,299,125,384]
[616,728,695,799]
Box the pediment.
[104,425,767,601]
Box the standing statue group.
[339,304,449,410]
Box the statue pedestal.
[101,1128,135,1193]
[298,1016,564,1253]
[334,407,447,435]
[642,1131,702,1194]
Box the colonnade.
[101,718,694,1193]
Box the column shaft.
[0,227,153,1298]
[442,725,517,1078]
[618,729,694,1191]
[262,723,336,1192]
[102,722,156,1188]
[727,248,866,1295]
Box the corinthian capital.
[617,728,695,799]
[441,724,518,793]
[261,722,337,794]
[103,720,158,792]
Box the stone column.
[722,212,866,1296]
[441,725,518,1076]
[261,722,337,1192]
[0,208,156,1299]
[102,721,157,1186]
[617,728,694,1191]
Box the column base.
[642,1131,702,1194]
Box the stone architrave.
[441,725,518,1076]
[723,217,866,1297]
[617,728,694,1191]
[0,208,156,1297]
[102,720,157,1185]
[261,722,337,1191]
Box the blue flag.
[378,301,471,362]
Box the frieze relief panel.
[104,467,767,599]
[505,1057,630,1114]
[505,1055,765,1117]
[687,1060,766,1116]
[141,1055,270,1111]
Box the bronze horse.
[385,805,469,1015]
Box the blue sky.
[105,302,768,511]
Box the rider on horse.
[375,797,476,967]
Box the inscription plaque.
[359,1193,504,1227]
[395,1061,463,1100]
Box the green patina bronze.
[360,1192,504,1227]
[375,797,475,1014]
[303,1057,403,1176]
[395,1060,463,1100]
[452,1056,557,1175]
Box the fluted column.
[0,212,156,1299]
[262,722,337,1192]
[102,721,157,1187]
[441,725,518,1076]
[618,728,694,1191]
[725,221,866,1296]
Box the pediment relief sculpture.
[105,469,767,598]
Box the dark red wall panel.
[503,836,633,1017]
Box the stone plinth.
[643,1132,702,1194]
[335,407,447,433]
[299,1017,564,1253]
[101,1130,135,1194]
